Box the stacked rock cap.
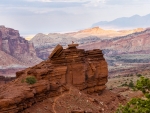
[0,44,108,113]
[47,44,108,93]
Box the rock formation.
[0,44,125,113]
[0,26,42,69]
[0,26,28,54]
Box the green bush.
[116,76,150,113]
[25,76,37,84]
[128,80,134,88]
[136,74,142,77]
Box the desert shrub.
[130,74,133,76]
[25,76,37,84]
[116,76,150,113]
[136,74,142,77]
[128,80,134,88]
[121,83,128,86]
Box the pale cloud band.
[0,0,150,36]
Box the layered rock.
[0,44,109,113]
[0,26,42,69]
[0,25,33,55]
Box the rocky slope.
[0,26,42,70]
[79,28,150,54]
[30,27,144,60]
[0,44,126,113]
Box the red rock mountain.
[0,26,42,70]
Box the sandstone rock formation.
[0,26,42,70]
[0,44,126,113]
[16,44,108,94]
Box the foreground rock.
[0,44,125,113]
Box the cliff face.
[0,26,34,55]
[0,26,42,70]
[0,44,125,113]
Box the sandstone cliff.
[0,44,125,113]
[0,26,42,69]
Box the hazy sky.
[0,0,150,37]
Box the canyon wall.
[0,26,42,70]
[0,26,35,56]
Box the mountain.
[30,27,144,60]
[92,14,150,29]
[79,28,150,55]
[0,26,42,70]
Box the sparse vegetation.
[116,76,150,113]
[25,76,37,84]
[128,80,134,88]
[136,74,142,77]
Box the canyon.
[0,26,149,77]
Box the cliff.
[0,25,37,56]
[0,44,125,113]
[0,26,42,69]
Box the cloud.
[104,0,150,5]
[1,0,150,36]
[0,0,88,8]
[26,0,89,2]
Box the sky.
[0,0,150,37]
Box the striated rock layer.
[0,44,124,113]
[0,26,42,69]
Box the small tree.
[136,74,142,77]
[25,76,37,84]
[128,80,134,88]
[116,76,150,113]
